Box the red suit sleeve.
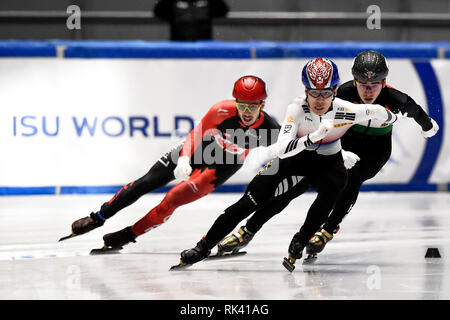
[180,100,236,158]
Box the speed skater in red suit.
[61,75,281,252]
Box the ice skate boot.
[304,228,336,263]
[90,226,136,255]
[282,232,305,272]
[306,228,334,254]
[170,239,211,270]
[216,226,253,256]
[59,212,105,242]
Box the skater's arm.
[274,102,302,158]
[177,103,233,179]
[403,95,433,130]
[277,101,303,143]
[277,119,333,159]
[180,102,235,158]
[386,87,434,132]
[390,90,439,138]
[275,100,333,159]
[351,103,398,125]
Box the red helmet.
[232,75,267,101]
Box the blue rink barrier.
[0,40,57,57]
[1,40,450,59]
[0,40,448,194]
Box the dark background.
[1,0,450,41]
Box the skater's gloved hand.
[342,150,360,169]
[421,118,439,138]
[174,156,192,181]
[309,119,334,142]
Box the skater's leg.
[297,162,348,246]
[103,164,240,249]
[322,141,390,233]
[202,193,259,248]
[283,184,343,264]
[131,167,218,236]
[215,177,311,254]
[99,161,175,220]
[178,158,296,265]
[177,188,264,266]
[322,132,392,233]
[202,165,290,248]
[322,174,363,233]
[246,177,311,234]
[305,169,363,256]
[68,149,180,238]
[97,168,215,250]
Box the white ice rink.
[0,192,449,300]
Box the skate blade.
[90,245,123,255]
[58,233,78,242]
[282,256,296,272]
[303,253,318,264]
[207,251,247,260]
[169,258,191,271]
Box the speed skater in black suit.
[214,50,440,264]
[173,57,401,270]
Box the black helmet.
[352,50,389,82]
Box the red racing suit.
[97,100,280,236]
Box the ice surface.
[0,192,449,300]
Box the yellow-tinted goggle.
[236,101,263,112]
